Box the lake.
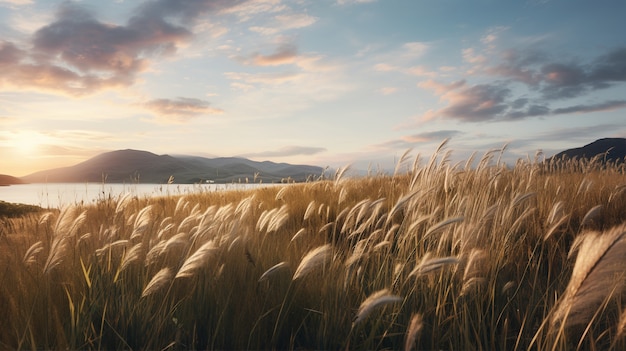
[0,183,275,208]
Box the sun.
[11,131,44,156]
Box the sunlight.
[10,131,44,156]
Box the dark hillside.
[551,138,626,163]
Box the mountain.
[0,174,26,186]
[551,138,626,164]
[21,149,325,184]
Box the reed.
[1,146,626,350]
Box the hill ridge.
[21,149,325,184]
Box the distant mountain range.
[3,139,624,185]
[19,149,326,184]
[550,138,626,163]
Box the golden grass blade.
[353,288,402,325]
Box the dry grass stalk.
[142,267,173,297]
[353,288,402,325]
[258,261,289,282]
[551,224,626,329]
[404,313,423,351]
[293,244,332,280]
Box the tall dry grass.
[1,144,626,350]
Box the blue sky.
[1,0,625,176]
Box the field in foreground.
[2,146,626,350]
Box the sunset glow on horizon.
[1,0,626,177]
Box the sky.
[1,0,626,177]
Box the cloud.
[337,0,376,5]
[0,0,32,5]
[143,97,223,122]
[419,80,512,122]
[418,45,626,122]
[242,145,327,158]
[248,43,299,66]
[551,100,626,115]
[0,0,248,95]
[374,130,461,150]
[378,87,398,95]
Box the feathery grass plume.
[290,228,307,243]
[161,232,188,255]
[303,200,317,221]
[131,205,153,240]
[174,197,188,216]
[423,216,464,239]
[258,261,290,282]
[38,211,54,226]
[547,201,565,225]
[175,240,217,279]
[510,192,536,209]
[267,204,290,233]
[53,205,78,236]
[404,313,423,351]
[145,240,168,266]
[551,223,626,329]
[293,244,332,280]
[580,204,603,228]
[410,255,460,277]
[544,214,570,241]
[119,242,144,274]
[394,148,413,177]
[142,267,173,298]
[334,164,352,184]
[23,241,44,266]
[462,248,487,282]
[386,189,423,225]
[115,192,133,214]
[353,288,402,325]
[616,308,626,341]
[275,185,289,201]
[43,237,67,275]
[95,239,129,257]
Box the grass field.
[2,144,626,350]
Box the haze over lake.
[0,183,271,209]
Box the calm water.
[0,183,273,208]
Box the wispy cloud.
[143,97,223,123]
[337,0,377,5]
[374,130,461,150]
[247,43,299,66]
[0,0,249,95]
[418,44,626,122]
[250,13,318,35]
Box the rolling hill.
[21,149,325,184]
[551,138,626,164]
[0,174,26,186]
